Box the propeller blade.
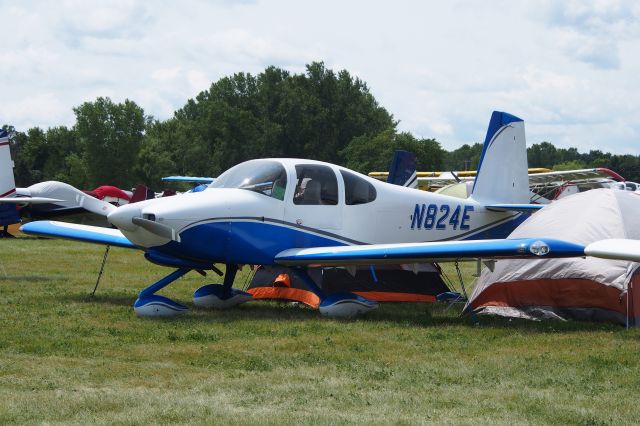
[77,191,117,216]
[132,217,181,242]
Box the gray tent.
[465,189,640,326]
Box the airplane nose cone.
[107,205,141,231]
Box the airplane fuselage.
[111,159,528,266]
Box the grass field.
[1,235,640,425]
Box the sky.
[1,0,639,154]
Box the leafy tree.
[443,143,483,171]
[527,142,558,168]
[74,97,146,188]
[341,129,445,173]
[556,147,581,164]
[552,160,588,171]
[150,62,395,178]
[41,126,80,183]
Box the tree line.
[4,62,640,190]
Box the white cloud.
[1,0,639,156]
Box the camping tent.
[247,264,451,308]
[465,189,640,326]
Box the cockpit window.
[341,170,377,205]
[293,165,338,205]
[209,160,287,200]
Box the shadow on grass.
[3,235,45,242]
[54,291,627,333]
[60,293,136,307]
[0,274,55,283]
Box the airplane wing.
[584,239,640,262]
[275,238,587,266]
[418,176,474,187]
[20,220,137,249]
[0,197,64,204]
[528,168,624,186]
[275,238,640,266]
[162,176,216,184]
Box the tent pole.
[627,280,630,330]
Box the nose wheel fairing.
[134,268,191,317]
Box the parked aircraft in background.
[370,150,632,204]
[20,111,640,319]
[369,167,551,191]
[374,159,629,203]
[433,167,628,203]
[0,130,170,230]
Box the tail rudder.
[387,150,417,188]
[470,111,529,205]
[0,129,17,198]
[130,184,155,203]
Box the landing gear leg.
[134,268,190,317]
[291,267,378,318]
[222,263,238,298]
[193,263,253,309]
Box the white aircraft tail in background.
[0,128,16,199]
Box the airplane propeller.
[132,217,181,242]
[76,191,117,216]
[105,204,181,242]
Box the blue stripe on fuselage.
[152,213,529,265]
[461,212,528,240]
[158,220,351,265]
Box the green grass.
[1,237,640,424]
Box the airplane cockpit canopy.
[209,159,378,205]
[209,159,287,200]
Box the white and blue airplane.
[20,111,640,317]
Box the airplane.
[431,167,626,203]
[372,152,629,203]
[0,130,166,229]
[20,111,640,318]
[369,166,552,191]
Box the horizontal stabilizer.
[585,239,640,262]
[275,238,586,266]
[485,204,545,212]
[20,220,137,249]
[162,176,215,184]
[0,197,64,204]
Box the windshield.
[209,159,288,200]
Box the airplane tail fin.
[387,150,417,188]
[0,129,17,198]
[130,184,155,203]
[470,111,529,205]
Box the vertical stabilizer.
[470,111,529,205]
[0,129,16,198]
[387,150,417,188]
